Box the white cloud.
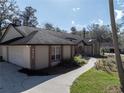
[98,19,103,25]
[77,8,80,10]
[76,24,83,30]
[90,19,104,25]
[71,20,75,25]
[121,4,124,7]
[72,8,80,12]
[72,8,76,12]
[51,0,73,2]
[115,9,124,20]
[116,0,124,7]
[71,20,84,30]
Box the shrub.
[95,58,117,73]
[60,55,88,67]
[73,55,87,66]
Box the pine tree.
[20,6,38,27]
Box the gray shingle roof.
[11,30,74,45]
[15,26,38,36]
[43,30,82,43]
[0,25,95,45]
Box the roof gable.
[15,26,37,36]
[0,25,24,43]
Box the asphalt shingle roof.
[0,25,96,45]
[11,30,74,45]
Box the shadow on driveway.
[0,62,79,93]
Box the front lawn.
[71,68,120,93]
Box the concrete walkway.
[23,58,97,93]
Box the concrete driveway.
[0,58,97,93]
[0,62,57,93]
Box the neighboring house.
[101,43,124,53]
[101,42,114,52]
[0,24,100,69]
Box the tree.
[121,12,124,26]
[55,27,61,32]
[20,6,38,27]
[44,23,55,31]
[109,0,124,92]
[87,24,112,44]
[71,26,77,34]
[118,32,124,48]
[82,27,86,39]
[0,0,18,34]
[12,17,21,26]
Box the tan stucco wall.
[2,46,7,61]
[2,26,22,43]
[35,46,49,69]
[63,45,71,59]
[2,46,31,68]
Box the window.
[51,47,55,61]
[51,46,61,62]
[56,47,61,61]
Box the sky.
[16,0,124,31]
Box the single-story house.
[0,24,100,70]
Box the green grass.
[71,68,120,93]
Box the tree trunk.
[109,0,124,92]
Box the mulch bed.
[18,63,80,76]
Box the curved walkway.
[23,58,97,93]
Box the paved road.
[23,58,97,93]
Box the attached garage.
[2,46,31,69]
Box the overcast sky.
[17,0,124,31]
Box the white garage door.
[8,46,31,69]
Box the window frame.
[51,46,61,62]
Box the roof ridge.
[14,27,26,37]
[23,31,38,43]
[10,31,38,44]
[0,24,24,43]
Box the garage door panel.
[8,46,30,69]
